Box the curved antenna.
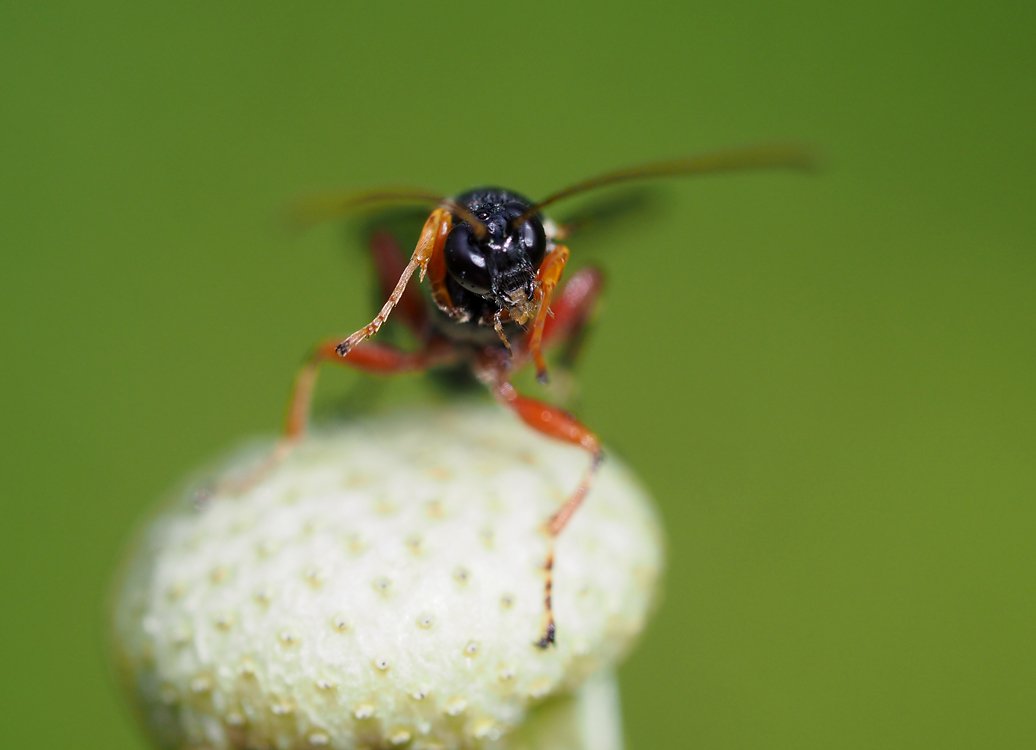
[289,187,488,239]
[513,144,815,226]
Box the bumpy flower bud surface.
[112,405,663,749]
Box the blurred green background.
[3,2,1034,748]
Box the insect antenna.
[289,187,488,239]
[512,144,815,227]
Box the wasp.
[261,145,811,648]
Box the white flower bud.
[111,405,663,749]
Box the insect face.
[280,144,811,646]
[444,189,548,326]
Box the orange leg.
[526,244,570,384]
[206,340,455,499]
[335,208,451,356]
[491,377,603,648]
[285,338,455,439]
[369,230,428,338]
[540,266,603,365]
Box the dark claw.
[335,342,351,357]
[534,622,556,649]
[536,369,550,385]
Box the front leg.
[335,208,451,356]
[540,266,604,367]
[525,243,571,384]
[368,230,429,338]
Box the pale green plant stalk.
[111,405,663,749]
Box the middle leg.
[285,338,456,439]
[213,339,456,497]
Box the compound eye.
[518,217,547,267]
[444,225,492,295]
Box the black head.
[444,188,547,325]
